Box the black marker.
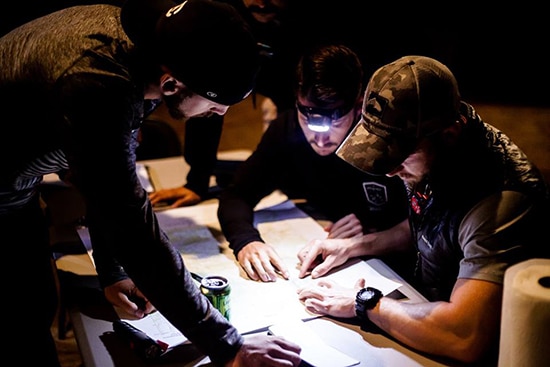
[113,320,164,360]
[190,272,203,283]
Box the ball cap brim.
[337,55,460,175]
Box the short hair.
[295,44,363,109]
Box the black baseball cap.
[336,55,460,175]
[121,0,260,106]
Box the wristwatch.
[355,287,382,321]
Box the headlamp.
[296,103,350,132]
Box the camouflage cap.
[336,55,460,175]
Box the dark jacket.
[218,108,409,256]
[0,5,241,364]
[410,102,550,302]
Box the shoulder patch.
[362,181,388,206]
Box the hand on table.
[297,238,352,279]
[226,333,302,367]
[297,278,365,318]
[324,213,363,239]
[149,187,201,208]
[104,278,156,319]
[238,241,289,282]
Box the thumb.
[311,262,332,278]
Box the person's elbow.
[444,329,497,364]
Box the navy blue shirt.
[218,108,409,256]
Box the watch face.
[359,288,376,301]
[356,287,382,313]
[356,287,382,320]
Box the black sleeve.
[217,117,286,255]
[57,71,243,365]
[183,114,223,199]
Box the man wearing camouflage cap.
[296,55,550,364]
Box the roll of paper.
[498,258,550,367]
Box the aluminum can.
[200,275,230,320]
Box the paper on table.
[156,204,221,258]
[136,163,154,193]
[156,206,313,333]
[309,258,403,296]
[74,195,403,342]
[253,203,402,296]
[306,318,426,367]
[155,201,402,334]
[268,318,359,367]
[122,311,189,350]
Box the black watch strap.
[355,287,382,321]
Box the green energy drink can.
[200,275,230,321]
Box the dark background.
[2,1,548,107]
[292,2,549,108]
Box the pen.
[190,272,203,283]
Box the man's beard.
[163,89,193,120]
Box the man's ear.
[160,74,182,96]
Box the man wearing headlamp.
[217,44,410,283]
[296,103,353,133]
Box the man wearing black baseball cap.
[0,0,302,365]
[147,0,295,209]
[296,56,550,364]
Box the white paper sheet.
[269,318,359,367]
[74,194,405,351]
[123,311,189,350]
[155,200,402,334]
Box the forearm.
[92,248,129,288]
[378,299,449,344]
[86,187,243,365]
[369,278,501,363]
[370,298,480,362]
[218,189,263,255]
[106,205,243,365]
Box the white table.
[59,156,459,367]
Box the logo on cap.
[206,91,218,98]
[364,91,387,120]
[166,1,187,17]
